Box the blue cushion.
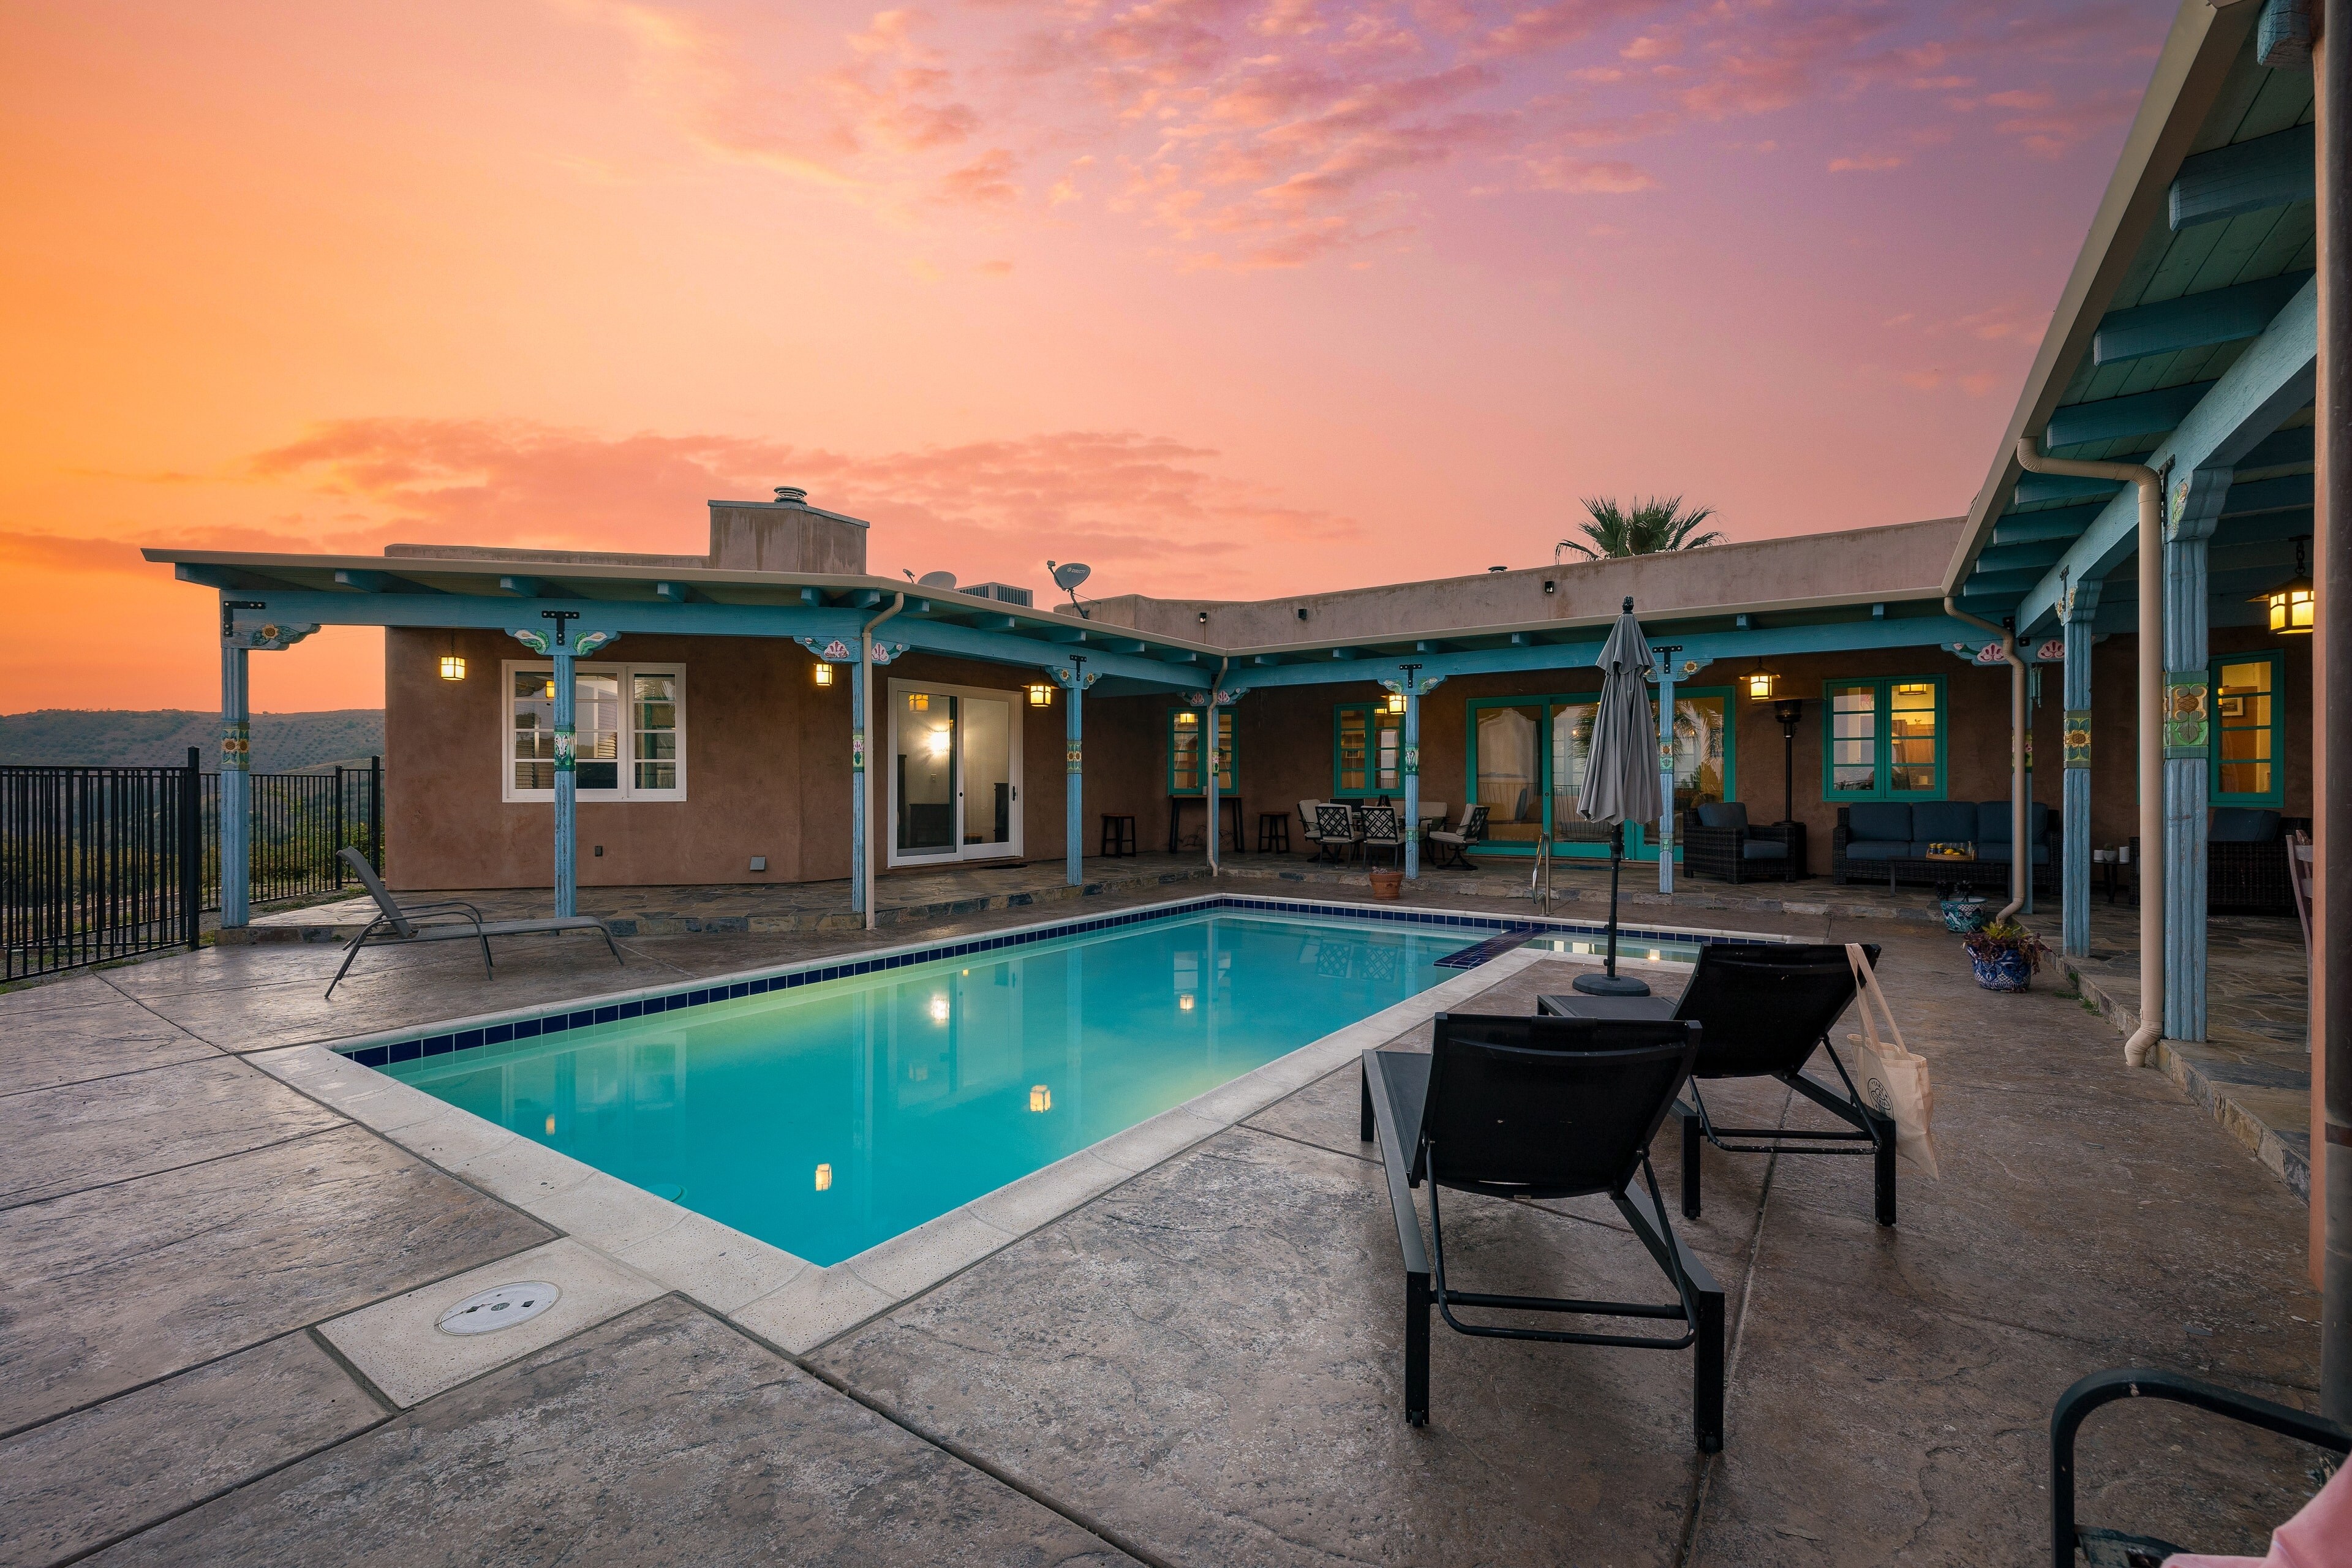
[1977,842,2052,864]
[1844,840,1906,860]
[1912,801,1978,844]
[2209,807,2280,843]
[1845,803,1911,844]
[1696,802,1748,830]
[1741,840,1787,860]
[1977,801,2056,844]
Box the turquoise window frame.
[1818,675,1947,802]
[1330,703,1404,797]
[1166,706,1236,796]
[1460,687,1735,860]
[2208,649,2285,807]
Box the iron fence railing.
[1,753,382,981]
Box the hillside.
[0,710,385,773]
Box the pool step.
[1434,925,1540,969]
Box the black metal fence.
[1,753,382,981]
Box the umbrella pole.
[1573,821,1651,997]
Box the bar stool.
[1256,812,1291,853]
[1099,814,1137,857]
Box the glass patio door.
[891,684,1022,866]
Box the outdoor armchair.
[1313,803,1364,864]
[1540,941,1896,1226]
[1425,804,1488,869]
[1359,804,1406,869]
[325,847,622,999]
[1358,1012,1725,1450]
[1296,800,1326,858]
[1679,802,1803,885]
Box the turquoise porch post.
[2060,580,2101,958]
[1655,655,1676,894]
[219,641,250,928]
[508,621,617,921]
[2163,467,2230,1042]
[1382,668,1439,878]
[1057,658,1095,888]
[851,655,867,914]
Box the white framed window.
[502,661,687,802]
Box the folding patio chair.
[325,847,622,999]
[1539,941,1896,1226]
[1359,1012,1725,1450]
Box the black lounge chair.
[325,847,622,999]
[1540,941,1896,1226]
[1359,1013,1725,1451]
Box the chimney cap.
[773,486,809,507]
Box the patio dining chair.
[1360,804,1406,869]
[1314,803,1364,865]
[1539,941,1895,1226]
[1359,1013,1724,1450]
[1425,804,1488,869]
[325,847,623,1000]
[1297,799,1326,858]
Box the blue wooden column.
[1055,658,1096,887]
[1381,669,1444,878]
[851,655,868,915]
[2059,579,2101,958]
[509,621,618,920]
[219,641,251,928]
[217,608,320,927]
[2163,467,2231,1042]
[1655,656,1677,893]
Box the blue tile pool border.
[328,895,1763,1071]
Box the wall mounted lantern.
[813,662,835,687]
[1028,682,1054,707]
[1742,660,1778,703]
[2255,536,2315,635]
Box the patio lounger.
[1358,1012,1725,1450]
[1539,941,1896,1226]
[2050,1366,2350,1567]
[1425,804,1487,869]
[325,847,622,999]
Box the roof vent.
[773,486,809,507]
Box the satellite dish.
[917,570,957,590]
[1049,561,1091,592]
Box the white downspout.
[861,592,905,932]
[2013,439,2164,1067]
[1941,597,2027,924]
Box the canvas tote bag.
[1844,942,1940,1180]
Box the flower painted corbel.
[225,620,320,652]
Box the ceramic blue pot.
[1969,948,2033,992]
[1940,897,1989,933]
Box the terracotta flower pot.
[1370,869,1405,900]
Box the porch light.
[814,1163,833,1191]
[1029,1085,1052,1112]
[2254,536,2315,635]
[439,654,467,681]
[1385,690,1407,716]
[1742,660,1777,703]
[813,662,834,687]
[1028,683,1054,707]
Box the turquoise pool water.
[385,911,1452,1265]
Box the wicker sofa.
[1681,802,1806,884]
[1831,801,2059,894]
[2122,809,2305,915]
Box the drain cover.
[435,1281,561,1336]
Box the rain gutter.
[1939,597,2028,925]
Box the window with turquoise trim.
[1821,677,1945,801]
[1332,704,1402,796]
[1168,707,1235,794]
[2210,650,2284,806]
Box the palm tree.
[1556,495,1724,561]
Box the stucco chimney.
[707,487,869,575]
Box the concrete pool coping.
[244,898,1733,1378]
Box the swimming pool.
[381,909,1458,1265]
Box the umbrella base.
[1571,970,1653,997]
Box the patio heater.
[1772,697,1804,826]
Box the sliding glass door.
[889,683,1023,866]
[1465,688,1734,858]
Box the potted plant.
[1962,919,2046,992]
[1937,881,1989,933]
[1369,866,1405,900]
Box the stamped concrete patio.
[0,881,2329,1566]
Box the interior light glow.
[1385,690,1407,715]
[814,1163,833,1191]
[925,728,951,756]
[1029,1085,1052,1112]
[813,662,834,687]
[1178,992,1195,1011]
[1028,683,1054,707]
[543,1114,556,1136]
[929,995,951,1023]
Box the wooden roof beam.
[2092,271,2312,364]
[2168,123,2313,230]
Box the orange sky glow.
[1,0,2171,712]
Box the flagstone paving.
[0,883,2328,1566]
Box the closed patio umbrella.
[1574,597,1662,997]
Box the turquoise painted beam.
[332,568,446,595]
[2015,276,2318,633]
[2239,424,2314,467]
[1991,504,2109,546]
[2092,271,2312,365]
[2046,381,2218,448]
[2219,471,2315,513]
[2015,469,2133,505]
[2168,123,2313,230]
[496,576,546,598]
[1974,540,2071,574]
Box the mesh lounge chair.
[325,847,622,1000]
[1539,941,1895,1226]
[1425,804,1488,869]
[1359,1013,1725,1450]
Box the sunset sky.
[2,0,2171,712]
